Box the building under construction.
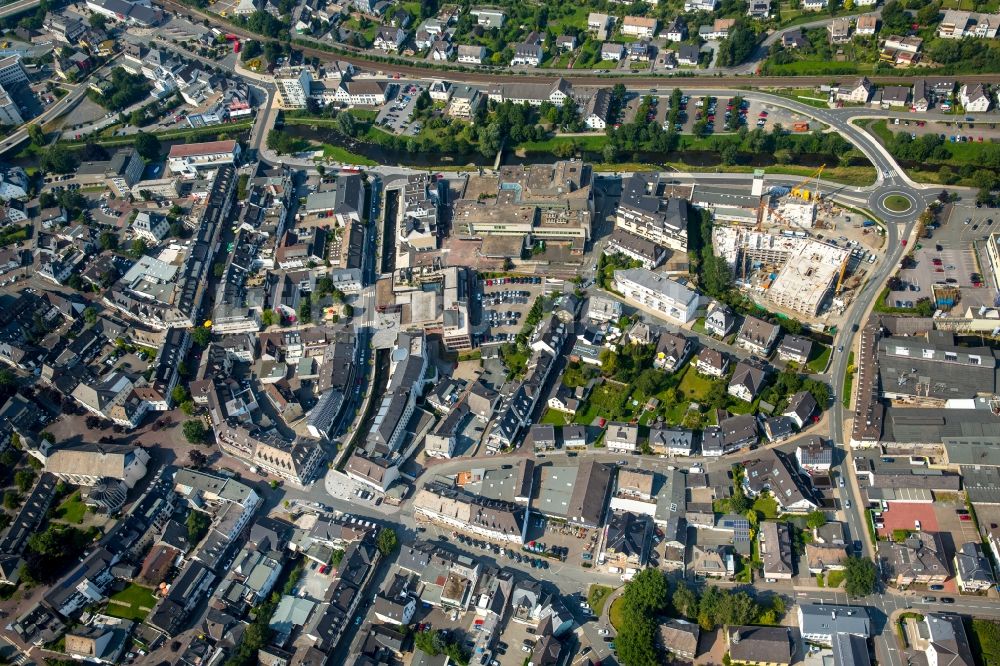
[713,226,850,317]
[766,240,851,316]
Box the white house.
[613,268,702,325]
[960,83,991,112]
[606,422,640,454]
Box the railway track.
[154,0,1000,88]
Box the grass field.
[753,494,780,519]
[884,195,912,212]
[588,584,615,616]
[53,491,87,524]
[105,584,157,621]
[843,351,855,408]
[677,365,715,402]
[319,143,378,166]
[807,344,832,374]
[575,59,622,70]
[770,89,831,109]
[826,570,845,588]
[518,134,609,153]
[765,60,870,75]
[609,596,626,630]
[540,407,572,426]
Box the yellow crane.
[791,165,826,202]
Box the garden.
[105,583,158,621]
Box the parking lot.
[478,276,545,344]
[887,203,996,311]
[375,82,421,135]
[891,117,1000,144]
[874,501,939,540]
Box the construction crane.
[791,165,826,202]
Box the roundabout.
[883,194,913,213]
[871,189,921,220]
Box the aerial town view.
[2,0,1000,664]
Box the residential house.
[510,42,543,66]
[622,16,657,38]
[728,360,767,403]
[696,348,729,378]
[736,316,780,356]
[718,414,758,452]
[677,44,701,66]
[856,14,879,36]
[879,85,912,106]
[782,28,807,48]
[954,542,994,592]
[836,77,874,103]
[658,619,700,659]
[583,88,611,130]
[912,79,931,112]
[457,45,486,64]
[795,436,831,473]
[748,0,771,18]
[727,626,793,666]
[744,449,819,513]
[960,83,991,112]
[588,13,612,40]
[763,416,796,443]
[705,302,735,338]
[601,42,625,61]
[648,426,693,456]
[530,424,557,454]
[556,35,576,51]
[828,17,851,43]
[606,422,640,454]
[665,18,686,42]
[797,604,871,645]
[777,335,813,365]
[373,26,407,51]
[603,511,653,568]
[879,532,949,587]
[785,391,818,429]
[654,331,694,372]
[760,521,794,580]
[923,614,975,666]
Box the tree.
[261,309,277,327]
[191,326,211,347]
[41,144,78,174]
[188,449,208,468]
[377,527,399,556]
[99,231,118,251]
[83,307,97,325]
[128,239,148,259]
[843,556,878,597]
[673,581,698,619]
[89,13,106,29]
[171,385,189,405]
[134,132,161,161]
[186,509,211,543]
[415,630,444,656]
[182,419,208,445]
[28,124,44,146]
[806,510,827,529]
[14,469,34,493]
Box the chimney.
[732,629,741,644]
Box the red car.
[960,514,972,521]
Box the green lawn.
[771,89,831,109]
[807,344,832,374]
[884,195,913,212]
[540,408,571,426]
[677,365,715,402]
[826,570,846,588]
[609,595,626,630]
[547,5,590,33]
[588,584,615,617]
[53,491,87,524]
[765,60,870,75]
[753,495,780,520]
[318,143,378,166]
[842,351,855,408]
[575,59,622,70]
[518,134,608,153]
[105,584,157,621]
[971,619,1000,666]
